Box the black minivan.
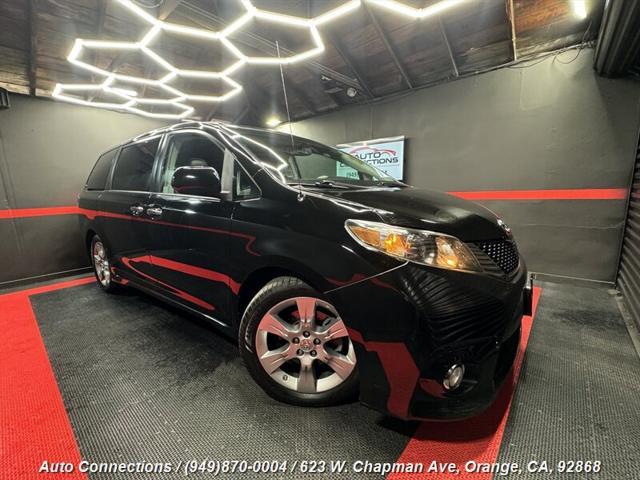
[79,121,532,420]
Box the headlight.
[345,219,481,272]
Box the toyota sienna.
[78,121,532,420]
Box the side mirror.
[171,166,221,197]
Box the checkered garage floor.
[1,277,639,479]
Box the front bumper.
[325,261,530,420]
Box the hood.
[317,186,509,241]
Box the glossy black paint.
[78,121,530,420]
[171,166,221,197]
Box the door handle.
[146,206,163,218]
[129,205,144,216]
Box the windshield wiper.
[288,180,353,190]
[376,180,407,188]
[315,180,355,189]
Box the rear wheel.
[239,277,358,406]
[90,235,118,293]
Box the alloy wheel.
[92,240,111,287]
[255,297,356,394]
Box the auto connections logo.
[347,145,400,166]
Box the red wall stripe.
[449,188,627,201]
[0,277,93,479]
[0,188,627,221]
[0,206,81,219]
[389,287,542,480]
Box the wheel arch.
[236,261,326,324]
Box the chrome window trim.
[152,192,223,203]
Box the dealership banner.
[336,136,405,180]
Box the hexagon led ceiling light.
[111,0,362,66]
[52,0,465,120]
[52,77,195,119]
[66,38,176,85]
[53,0,362,118]
[52,83,136,110]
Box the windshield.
[231,129,400,188]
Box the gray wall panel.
[0,94,168,284]
[283,51,640,281]
[0,222,23,282]
[0,95,168,209]
[11,216,87,282]
[478,200,626,279]
[514,223,622,280]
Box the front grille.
[475,239,519,274]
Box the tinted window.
[86,148,117,191]
[234,163,260,199]
[111,137,160,192]
[159,133,225,194]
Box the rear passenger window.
[86,148,117,191]
[111,137,160,192]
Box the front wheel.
[239,277,358,406]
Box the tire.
[239,276,358,407]
[90,234,119,293]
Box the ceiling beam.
[138,0,185,98]
[363,3,413,89]
[86,1,110,101]
[158,0,184,22]
[89,0,108,86]
[323,29,374,99]
[268,67,317,117]
[232,69,276,126]
[96,0,108,35]
[507,0,518,61]
[287,81,317,116]
[438,17,459,77]
[27,0,38,96]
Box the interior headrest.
[189,158,208,167]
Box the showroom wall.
[0,95,167,285]
[1,51,638,286]
[282,51,640,282]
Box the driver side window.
[159,132,225,194]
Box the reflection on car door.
[98,135,160,284]
[143,130,235,326]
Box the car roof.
[126,121,287,146]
